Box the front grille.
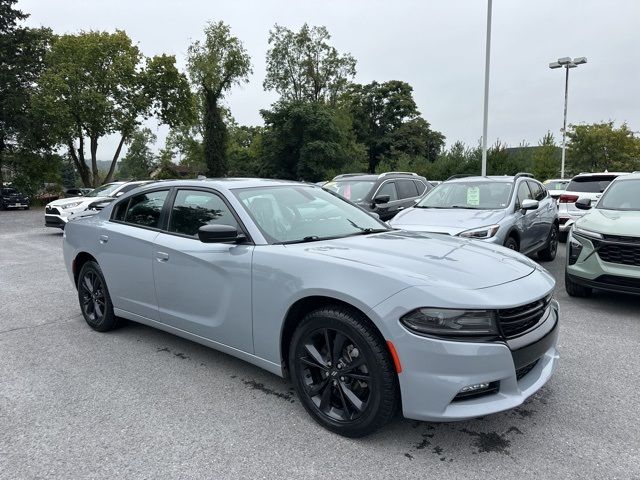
[451,381,500,402]
[597,244,640,266]
[602,234,640,244]
[46,206,61,215]
[516,359,539,381]
[497,296,551,338]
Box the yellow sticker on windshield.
[467,186,480,206]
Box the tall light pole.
[481,0,492,176]
[549,56,587,178]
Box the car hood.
[388,207,507,235]
[576,209,640,237]
[48,196,109,207]
[287,230,537,290]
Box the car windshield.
[323,180,375,203]
[566,175,617,193]
[85,183,123,197]
[597,179,640,211]
[234,185,389,244]
[416,181,512,210]
[544,180,569,190]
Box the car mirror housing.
[373,195,390,205]
[521,199,539,211]
[575,197,592,210]
[198,224,244,243]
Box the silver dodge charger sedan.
[63,178,559,437]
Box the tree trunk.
[0,135,5,189]
[103,134,126,184]
[203,89,228,177]
[68,142,92,187]
[90,135,99,187]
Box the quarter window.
[516,182,533,207]
[168,190,239,237]
[396,179,419,199]
[123,190,168,228]
[414,180,428,195]
[527,181,546,201]
[377,181,398,201]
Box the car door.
[527,180,554,247]
[373,181,400,220]
[396,179,421,211]
[152,188,254,353]
[97,189,170,320]
[514,181,536,252]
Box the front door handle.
[99,235,109,244]
[156,252,169,262]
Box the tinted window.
[169,190,238,237]
[86,183,123,197]
[527,181,546,201]
[123,190,168,228]
[112,200,128,221]
[414,180,427,195]
[323,180,375,203]
[396,179,419,199]
[597,179,640,210]
[567,175,618,193]
[516,181,533,206]
[118,182,149,195]
[377,181,398,201]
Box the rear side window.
[396,179,420,199]
[121,190,169,228]
[527,181,546,201]
[567,175,618,193]
[168,190,239,237]
[414,180,428,195]
[377,181,398,201]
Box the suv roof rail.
[333,173,369,179]
[514,172,535,180]
[378,171,418,178]
[445,173,476,181]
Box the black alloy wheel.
[538,224,559,261]
[289,307,398,437]
[77,261,119,331]
[504,236,519,251]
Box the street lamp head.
[573,57,587,65]
[557,57,572,65]
[566,63,577,68]
[549,61,562,69]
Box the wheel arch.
[506,227,520,248]
[72,251,98,287]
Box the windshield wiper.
[414,205,446,209]
[449,205,480,209]
[347,219,390,234]
[276,236,323,245]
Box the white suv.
[45,181,152,229]
[558,172,627,240]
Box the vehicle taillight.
[559,194,579,203]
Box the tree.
[117,128,156,180]
[264,24,356,104]
[344,80,445,172]
[187,21,252,177]
[0,0,51,188]
[566,122,640,174]
[227,124,263,177]
[532,132,561,180]
[33,30,192,187]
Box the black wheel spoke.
[83,275,93,292]
[319,381,332,412]
[339,381,365,412]
[344,372,369,381]
[304,343,328,368]
[341,357,365,374]
[93,300,103,318]
[307,378,329,397]
[332,332,347,365]
[299,356,326,371]
[323,329,332,364]
[335,381,350,418]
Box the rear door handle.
[99,235,109,244]
[156,252,169,262]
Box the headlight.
[400,308,499,337]
[458,224,500,239]
[572,225,603,239]
[60,201,83,209]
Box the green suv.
[565,172,640,297]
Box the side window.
[377,181,398,201]
[112,199,128,221]
[397,179,420,199]
[168,190,239,237]
[117,183,144,196]
[123,190,169,228]
[527,181,545,201]
[414,180,427,196]
[516,181,533,207]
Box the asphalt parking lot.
[1,208,639,480]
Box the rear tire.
[289,306,399,438]
[538,224,559,261]
[77,261,120,331]
[565,272,592,297]
[504,236,519,251]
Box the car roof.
[447,175,518,183]
[571,172,628,178]
[137,178,305,191]
[613,172,640,180]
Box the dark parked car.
[0,187,30,210]
[324,172,433,221]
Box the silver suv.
[389,173,560,260]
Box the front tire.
[538,224,559,261]
[77,261,120,331]
[289,306,399,438]
[565,272,592,297]
[504,236,519,251]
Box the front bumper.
[2,201,29,208]
[45,214,67,228]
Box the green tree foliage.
[3,150,62,197]
[566,122,640,174]
[343,81,445,172]
[152,145,179,180]
[187,21,252,177]
[33,30,192,187]
[260,101,366,181]
[264,24,356,104]
[117,127,157,180]
[227,124,263,177]
[0,0,51,187]
[532,132,561,180]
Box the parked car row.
[0,187,30,210]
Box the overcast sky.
[18,0,640,158]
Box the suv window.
[168,189,239,237]
[396,179,419,199]
[527,181,546,201]
[121,190,168,228]
[117,182,148,196]
[516,181,533,207]
[567,175,619,193]
[414,180,427,196]
[377,181,398,201]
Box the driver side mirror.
[521,199,539,211]
[198,224,245,243]
[575,197,592,210]
[373,195,390,205]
